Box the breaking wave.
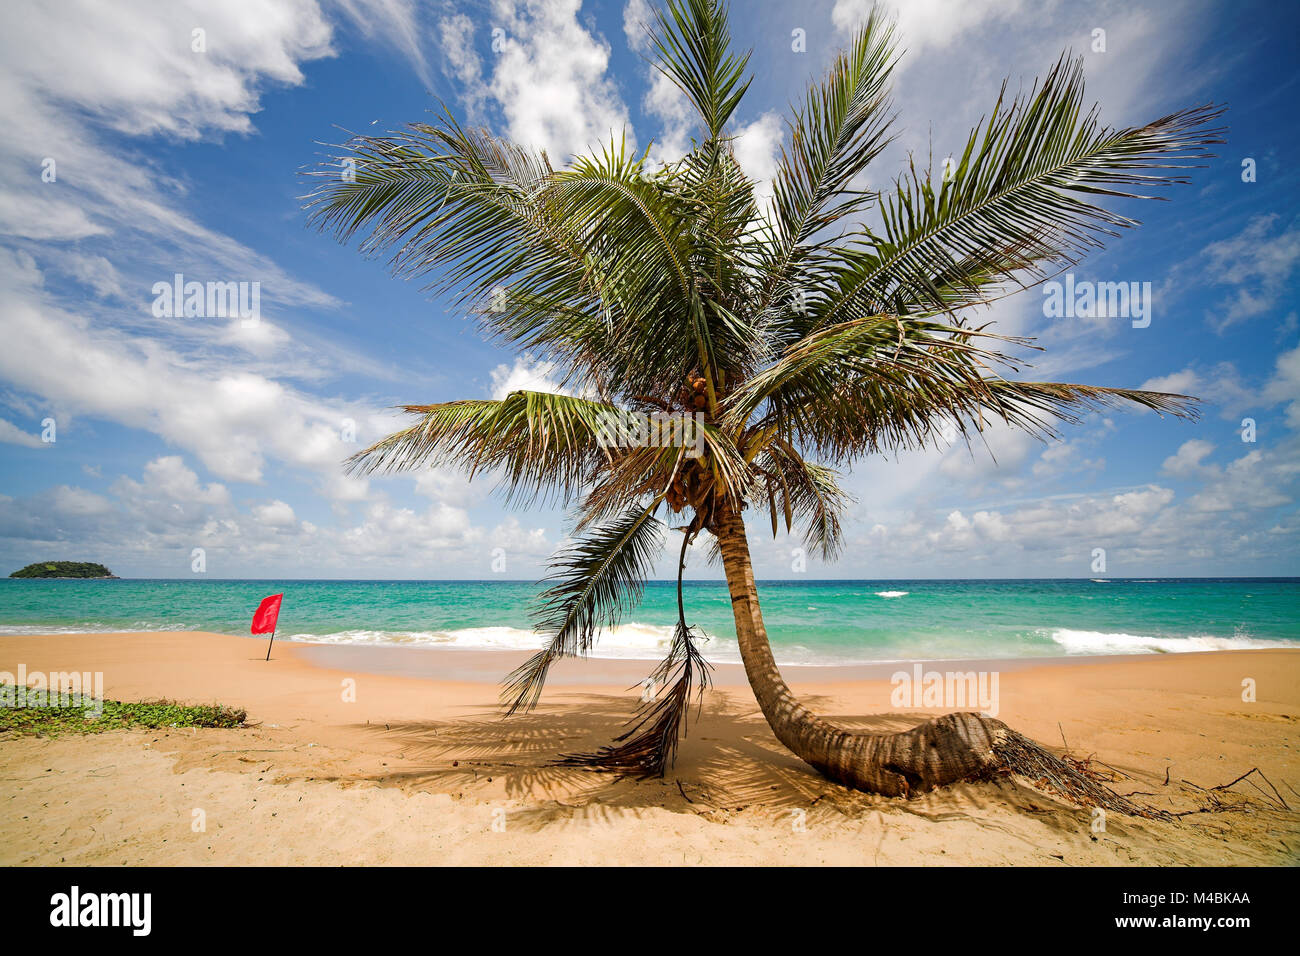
[1046,628,1294,655]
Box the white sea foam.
[8,621,1292,666]
[0,622,186,635]
[874,590,909,598]
[1047,628,1294,655]
[284,622,707,661]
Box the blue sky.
[0,0,1297,580]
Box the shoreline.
[2,631,1297,865]
[289,638,1292,686]
[4,627,1298,682]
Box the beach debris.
[990,725,1161,817]
[1208,767,1289,810]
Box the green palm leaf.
[503,502,666,714]
[816,56,1225,323]
[649,0,752,140]
[756,10,898,317]
[346,391,620,506]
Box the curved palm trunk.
[712,500,1009,796]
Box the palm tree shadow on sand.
[333,692,1181,835]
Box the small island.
[9,561,118,579]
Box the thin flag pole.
[265,626,276,661]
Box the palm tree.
[306,0,1222,802]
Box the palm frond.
[346,391,620,507]
[560,618,710,777]
[538,147,709,397]
[649,0,752,140]
[724,312,1022,459]
[817,56,1225,322]
[977,380,1200,432]
[756,10,898,314]
[307,116,748,402]
[305,110,560,297]
[562,521,712,777]
[760,443,852,559]
[725,310,1199,459]
[671,144,770,388]
[502,502,665,715]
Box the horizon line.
[7,576,1299,583]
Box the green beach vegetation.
[9,561,117,579]
[307,0,1222,801]
[0,686,245,736]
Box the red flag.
[251,594,283,635]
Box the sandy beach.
[1,631,1297,866]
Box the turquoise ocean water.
[1,578,1297,665]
